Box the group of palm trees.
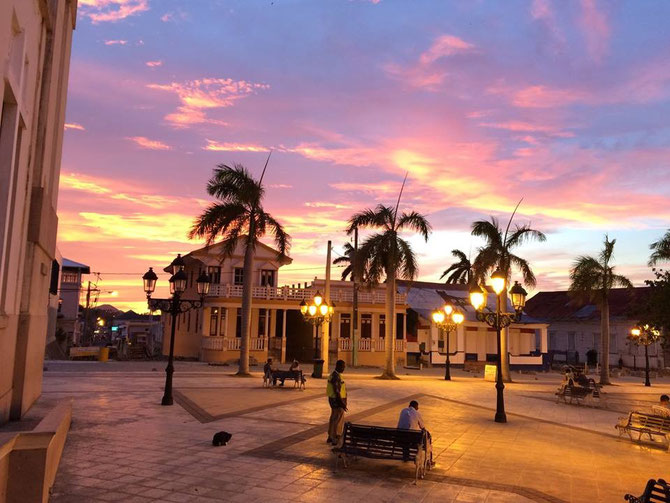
[189,162,670,384]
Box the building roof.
[186,236,293,264]
[524,287,650,322]
[62,258,90,274]
[397,281,544,325]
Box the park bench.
[68,346,101,360]
[616,411,670,450]
[332,422,431,482]
[263,370,306,390]
[625,478,670,502]
[556,379,601,406]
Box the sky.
[59,0,670,312]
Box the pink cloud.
[384,33,475,89]
[204,140,269,152]
[479,121,574,137]
[147,78,268,128]
[145,60,163,67]
[126,136,172,150]
[79,0,149,23]
[579,0,610,63]
[512,85,585,108]
[64,123,85,131]
[104,39,128,45]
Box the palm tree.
[347,205,431,379]
[333,243,356,281]
[189,162,290,376]
[649,230,670,266]
[471,214,546,381]
[440,249,474,284]
[569,235,632,385]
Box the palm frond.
[346,205,394,234]
[506,224,547,248]
[509,254,537,287]
[188,203,248,244]
[396,211,431,240]
[262,212,291,259]
[471,218,503,248]
[207,164,264,207]
[599,234,616,266]
[649,230,670,266]
[396,237,418,280]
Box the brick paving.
[34,362,670,502]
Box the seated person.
[263,358,277,385]
[651,394,670,418]
[397,400,432,464]
[278,360,303,386]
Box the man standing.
[327,360,347,445]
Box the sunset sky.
[59,0,670,312]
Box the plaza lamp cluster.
[142,254,211,406]
[628,324,662,387]
[466,269,527,424]
[431,303,465,381]
[299,291,335,358]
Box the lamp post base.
[161,395,173,406]
[494,412,507,423]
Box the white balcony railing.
[226,338,240,351]
[201,337,225,351]
[395,339,405,352]
[375,339,385,352]
[336,338,407,352]
[359,338,371,351]
[339,338,352,351]
[206,284,406,305]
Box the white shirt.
[397,407,425,430]
[652,405,670,418]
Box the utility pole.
[352,227,359,367]
[321,241,332,372]
[81,281,92,345]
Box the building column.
[540,326,548,353]
[281,309,287,363]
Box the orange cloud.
[79,0,149,23]
[126,136,172,150]
[148,78,268,127]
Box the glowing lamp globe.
[313,291,323,306]
[308,304,317,316]
[491,269,506,295]
[452,311,465,325]
[469,284,485,311]
[432,310,445,324]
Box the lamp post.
[431,303,464,380]
[469,271,527,423]
[142,255,210,406]
[300,291,334,375]
[628,324,661,387]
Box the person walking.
[326,360,347,445]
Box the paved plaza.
[21,361,670,502]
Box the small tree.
[649,230,670,266]
[569,235,632,385]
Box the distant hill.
[96,304,123,315]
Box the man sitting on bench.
[397,400,432,463]
[652,394,670,418]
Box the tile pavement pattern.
[33,363,669,502]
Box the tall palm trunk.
[599,298,611,385]
[383,274,397,378]
[238,238,254,375]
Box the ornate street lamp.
[300,291,335,359]
[628,324,662,387]
[469,274,527,423]
[142,259,210,406]
[431,302,465,381]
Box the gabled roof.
[185,236,293,265]
[62,258,90,274]
[524,287,649,322]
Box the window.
[219,308,226,336]
[236,308,242,337]
[339,313,351,338]
[260,269,275,287]
[61,272,78,284]
[207,266,221,284]
[361,314,372,338]
[593,332,601,350]
[258,309,270,337]
[549,331,557,350]
[610,331,618,353]
[568,332,576,351]
[396,313,404,339]
[379,314,386,338]
[210,307,219,336]
[49,260,60,295]
[234,268,244,285]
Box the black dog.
[212,431,232,446]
